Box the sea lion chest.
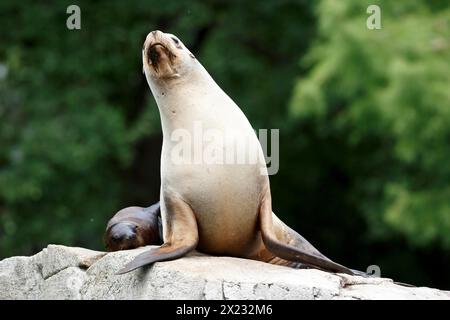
[159,85,266,256]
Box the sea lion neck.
[147,63,226,134]
[148,61,213,99]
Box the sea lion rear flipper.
[259,192,354,275]
[116,195,198,274]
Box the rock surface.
[0,245,449,300]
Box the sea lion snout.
[143,30,195,80]
[105,223,140,251]
[110,224,137,241]
[144,30,166,57]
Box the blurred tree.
[289,0,450,285]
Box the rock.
[0,244,449,300]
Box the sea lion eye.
[171,37,179,45]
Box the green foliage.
[290,0,450,247]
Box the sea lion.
[104,202,162,252]
[117,30,355,275]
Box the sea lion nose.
[145,31,163,51]
[111,232,136,242]
[111,233,122,241]
[151,30,163,36]
[125,233,136,240]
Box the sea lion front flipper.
[116,195,198,274]
[259,191,354,275]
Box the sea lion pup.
[117,30,356,275]
[104,202,162,251]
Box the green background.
[1,0,449,289]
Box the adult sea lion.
[117,30,355,275]
[104,202,162,252]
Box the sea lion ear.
[189,53,196,59]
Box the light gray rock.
[0,244,449,300]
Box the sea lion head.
[142,30,197,80]
[104,205,162,251]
